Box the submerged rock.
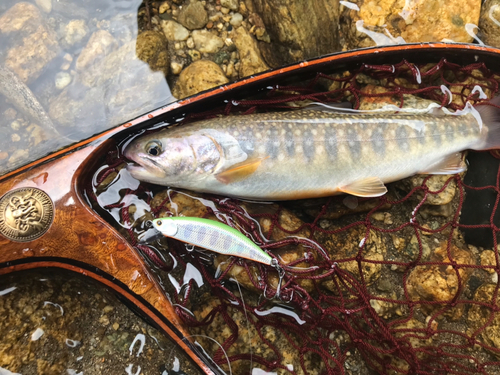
[0,2,59,84]
[76,30,118,72]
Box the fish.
[152,217,275,266]
[124,101,500,201]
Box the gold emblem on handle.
[0,188,54,242]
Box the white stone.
[170,62,183,75]
[192,30,224,53]
[230,13,243,27]
[55,71,72,89]
[161,20,189,41]
[36,0,52,13]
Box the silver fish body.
[124,108,496,200]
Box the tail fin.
[475,96,500,150]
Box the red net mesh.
[88,58,500,374]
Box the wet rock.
[230,13,243,27]
[177,0,208,30]
[339,0,481,50]
[231,26,269,78]
[54,71,71,90]
[407,241,473,320]
[172,60,229,99]
[479,0,500,47]
[397,174,458,206]
[136,30,169,76]
[357,85,438,111]
[480,249,497,275]
[0,270,197,375]
[191,296,324,375]
[0,2,45,35]
[221,0,239,10]
[76,30,118,72]
[161,20,190,41]
[35,0,52,13]
[250,0,340,66]
[60,19,89,48]
[191,30,224,53]
[0,2,59,83]
[468,283,500,357]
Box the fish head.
[123,130,221,186]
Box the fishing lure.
[152,216,287,300]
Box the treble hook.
[262,258,292,303]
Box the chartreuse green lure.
[152,217,276,266]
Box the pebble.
[221,6,230,14]
[11,134,21,142]
[178,1,208,30]
[170,61,183,75]
[159,1,170,13]
[221,0,239,10]
[62,19,89,47]
[186,37,195,48]
[161,20,189,41]
[192,30,224,53]
[172,59,229,99]
[230,13,243,27]
[55,71,72,90]
[10,121,21,131]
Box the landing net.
[89,58,500,375]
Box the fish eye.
[146,141,162,156]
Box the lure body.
[152,217,273,266]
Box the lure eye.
[146,141,162,156]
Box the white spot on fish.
[340,1,359,11]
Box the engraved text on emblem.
[0,188,54,242]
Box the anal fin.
[339,177,388,197]
[215,157,268,184]
[419,152,467,175]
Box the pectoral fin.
[339,177,388,197]
[215,157,268,184]
[419,153,467,175]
